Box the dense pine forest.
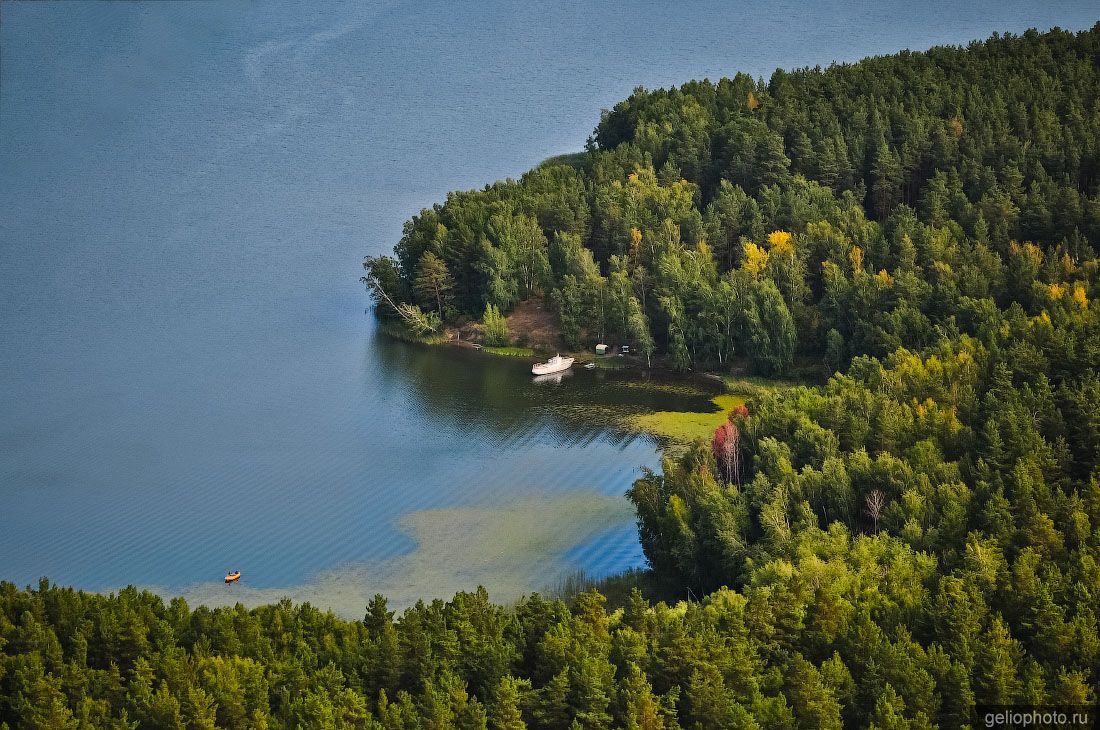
[6,24,1100,729]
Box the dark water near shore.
[2,0,1095,614]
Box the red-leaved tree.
[711,421,742,485]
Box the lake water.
[2,0,1095,616]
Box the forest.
[5,24,1100,729]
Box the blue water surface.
[2,0,1095,606]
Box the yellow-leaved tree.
[1072,284,1088,309]
[766,230,794,255]
[849,245,864,274]
[742,242,769,279]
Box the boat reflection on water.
[532,368,573,385]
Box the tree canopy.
[365,24,1100,379]
[5,25,1100,730]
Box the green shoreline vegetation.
[480,346,537,358]
[7,25,1100,729]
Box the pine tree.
[871,140,903,221]
[617,664,664,730]
[414,251,455,319]
[488,676,528,730]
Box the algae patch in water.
[148,492,635,617]
[623,393,747,444]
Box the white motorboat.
[532,353,574,375]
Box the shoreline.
[375,317,813,450]
[376,316,813,398]
[375,316,789,395]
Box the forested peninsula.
[5,25,1100,729]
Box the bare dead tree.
[865,489,886,534]
[721,437,734,484]
[721,424,743,487]
[712,420,745,487]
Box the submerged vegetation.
[623,392,746,445]
[5,24,1100,729]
